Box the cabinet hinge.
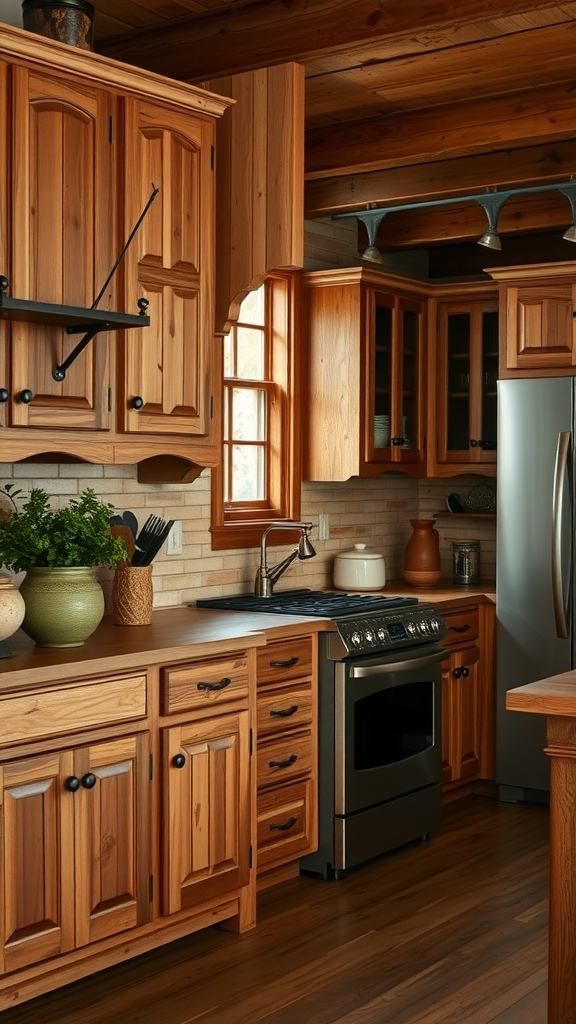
[149,753,153,781]
[249,845,253,869]
[149,875,154,902]
[109,115,113,144]
[249,728,253,756]
[108,386,112,413]
[211,145,214,170]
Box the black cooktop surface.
[195,589,418,618]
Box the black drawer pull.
[449,624,470,633]
[197,676,232,691]
[269,657,299,668]
[269,816,297,833]
[270,704,299,719]
[269,753,298,769]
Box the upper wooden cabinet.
[0,25,230,480]
[302,267,427,481]
[427,285,498,477]
[488,261,576,378]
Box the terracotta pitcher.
[403,519,442,588]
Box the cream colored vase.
[19,566,105,647]
[0,573,26,657]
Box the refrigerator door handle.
[552,430,571,639]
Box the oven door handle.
[349,647,447,678]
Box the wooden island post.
[507,672,576,1024]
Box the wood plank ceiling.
[88,1,576,271]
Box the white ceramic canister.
[333,543,386,591]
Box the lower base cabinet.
[439,598,495,794]
[0,640,259,1010]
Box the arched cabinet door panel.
[10,67,115,431]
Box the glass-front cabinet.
[368,290,425,468]
[431,295,498,474]
[302,268,427,481]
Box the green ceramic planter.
[19,566,104,647]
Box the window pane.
[232,388,266,441]
[236,327,265,379]
[223,335,234,377]
[239,285,265,327]
[231,445,265,501]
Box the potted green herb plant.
[0,486,127,647]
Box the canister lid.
[336,543,383,560]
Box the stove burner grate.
[195,589,418,618]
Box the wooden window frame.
[211,272,301,550]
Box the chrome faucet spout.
[255,521,315,597]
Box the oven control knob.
[350,631,362,647]
[377,627,388,642]
[364,629,375,644]
[406,622,417,635]
[419,620,430,634]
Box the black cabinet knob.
[81,773,97,789]
[461,666,470,677]
[65,776,80,792]
[452,667,462,679]
[132,396,144,410]
[0,276,9,295]
[172,754,186,769]
[0,388,9,403]
[137,297,149,316]
[469,439,478,448]
[18,390,33,404]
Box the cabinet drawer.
[161,653,249,715]
[257,779,314,868]
[441,607,479,647]
[257,729,313,788]
[257,683,313,738]
[0,673,147,747]
[257,637,313,686]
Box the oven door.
[334,645,445,816]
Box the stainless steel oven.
[302,611,446,879]
[195,589,447,879]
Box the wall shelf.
[435,511,496,519]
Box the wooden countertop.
[506,670,576,717]
[0,606,327,692]
[0,580,495,693]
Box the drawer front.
[162,653,249,715]
[257,779,314,868]
[257,729,312,788]
[257,683,313,738]
[441,607,479,647]
[257,636,313,687]
[0,673,147,747]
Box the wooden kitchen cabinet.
[0,731,150,975]
[255,633,318,884]
[0,615,259,1010]
[303,267,428,481]
[488,261,576,377]
[0,26,230,479]
[439,599,495,796]
[428,287,498,476]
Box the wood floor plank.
[0,796,549,1024]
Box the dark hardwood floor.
[2,795,549,1024]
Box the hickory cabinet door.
[122,97,216,438]
[162,710,251,915]
[9,66,115,431]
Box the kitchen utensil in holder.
[452,540,480,585]
[112,565,153,626]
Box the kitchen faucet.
[255,522,316,597]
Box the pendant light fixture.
[337,179,576,261]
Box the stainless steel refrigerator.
[497,376,575,801]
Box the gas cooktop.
[195,588,418,618]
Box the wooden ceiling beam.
[305,82,576,179]
[98,0,567,80]
[304,141,576,217]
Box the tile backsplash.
[0,462,496,610]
